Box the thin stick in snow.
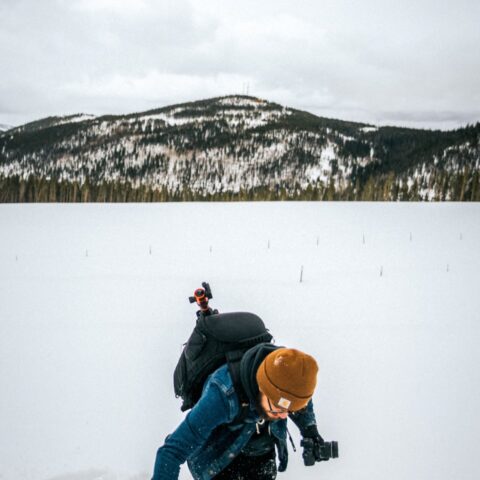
[149,245,152,255]
[380,266,383,277]
[300,265,304,283]
[209,246,212,254]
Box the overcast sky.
[1,0,479,130]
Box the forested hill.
[0,95,479,202]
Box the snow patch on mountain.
[217,96,269,108]
[59,114,96,125]
[137,105,291,130]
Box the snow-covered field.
[1,202,479,480]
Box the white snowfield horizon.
[1,202,479,480]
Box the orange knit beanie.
[256,348,318,411]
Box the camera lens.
[331,441,339,458]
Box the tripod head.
[188,282,216,315]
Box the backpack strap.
[226,350,251,423]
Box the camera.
[301,438,339,465]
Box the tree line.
[1,168,478,203]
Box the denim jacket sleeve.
[289,399,317,435]
[152,376,234,480]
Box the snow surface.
[1,203,479,480]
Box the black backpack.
[173,311,273,413]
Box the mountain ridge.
[1,95,479,202]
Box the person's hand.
[300,425,327,466]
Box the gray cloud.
[0,0,479,129]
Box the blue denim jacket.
[153,364,317,480]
